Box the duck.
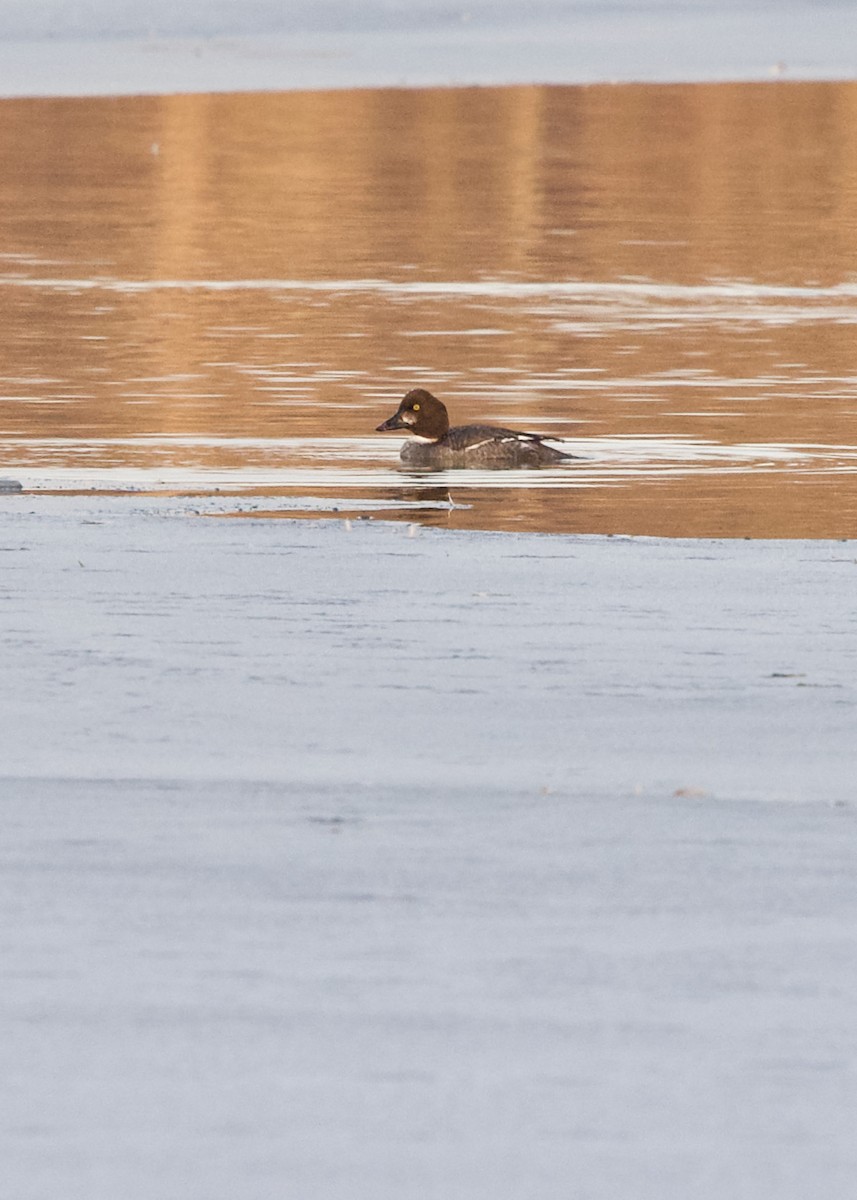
[376,388,577,469]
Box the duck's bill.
[376,412,406,432]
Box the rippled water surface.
[2,83,857,535]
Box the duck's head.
[376,388,450,442]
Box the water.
[2,82,857,535]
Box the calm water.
[2,83,857,536]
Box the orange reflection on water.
[2,82,857,536]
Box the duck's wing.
[444,425,583,459]
[443,424,544,449]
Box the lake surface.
[2,82,857,536]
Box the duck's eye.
[413,403,420,411]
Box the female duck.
[376,388,575,470]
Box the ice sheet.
[2,496,857,1197]
[2,495,856,798]
[0,0,854,97]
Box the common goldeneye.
[376,388,577,469]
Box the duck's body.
[376,389,576,470]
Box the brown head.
[376,389,450,442]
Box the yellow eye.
[413,403,420,411]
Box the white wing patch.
[464,433,528,452]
